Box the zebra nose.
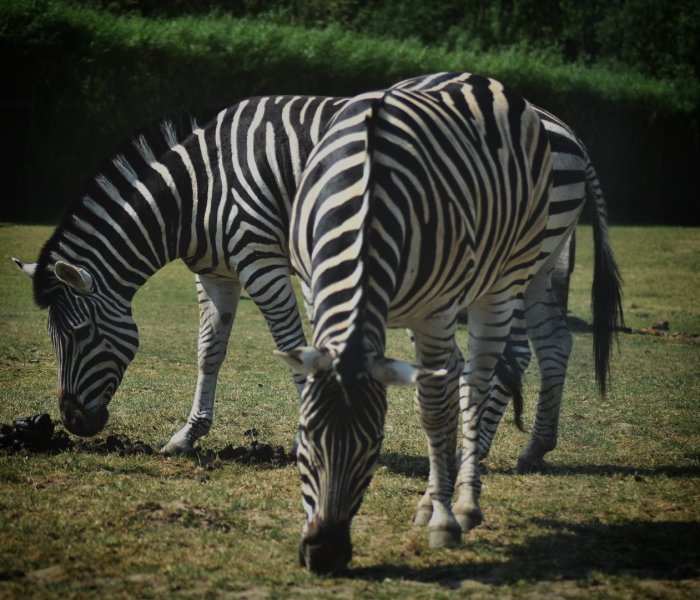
[59,392,109,437]
[299,518,352,574]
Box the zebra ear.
[12,257,37,279]
[54,261,95,293]
[369,357,448,386]
[275,347,333,375]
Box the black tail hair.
[494,336,526,431]
[588,178,625,395]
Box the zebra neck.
[41,180,184,307]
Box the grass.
[1,223,699,598]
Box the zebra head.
[13,257,138,437]
[278,346,444,574]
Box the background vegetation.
[1,224,699,597]
[1,0,699,225]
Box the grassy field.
[0,224,698,599]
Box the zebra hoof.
[515,456,546,474]
[427,526,461,548]
[455,509,483,532]
[414,507,432,527]
[160,438,194,456]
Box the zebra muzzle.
[299,519,353,575]
[59,392,109,437]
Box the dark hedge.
[1,0,698,224]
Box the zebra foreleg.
[414,341,462,532]
[411,328,463,547]
[161,274,241,455]
[516,275,572,473]
[239,264,308,401]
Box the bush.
[1,0,698,223]
[69,0,700,80]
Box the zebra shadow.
[378,452,700,479]
[347,519,700,586]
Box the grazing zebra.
[12,96,345,440]
[394,103,594,472]
[13,76,594,463]
[279,73,622,573]
[390,73,600,473]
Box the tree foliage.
[1,0,698,224]
[73,0,700,80]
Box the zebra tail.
[337,94,384,374]
[494,338,526,431]
[587,166,625,395]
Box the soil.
[0,413,295,467]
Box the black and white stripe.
[395,73,618,473]
[281,73,561,573]
[14,76,619,483]
[14,97,344,440]
[477,108,603,471]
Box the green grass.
[1,224,699,598]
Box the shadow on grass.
[348,519,700,586]
[379,452,700,479]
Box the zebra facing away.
[279,74,622,574]
[12,76,600,471]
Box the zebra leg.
[161,274,241,455]
[411,327,463,548]
[516,273,572,473]
[453,296,517,532]
[476,301,531,460]
[414,341,463,529]
[241,266,308,399]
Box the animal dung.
[0,413,154,456]
[72,433,155,456]
[1,413,68,453]
[197,441,293,467]
[0,414,294,467]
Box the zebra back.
[292,77,553,368]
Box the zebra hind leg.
[476,301,531,461]
[161,274,241,455]
[242,264,309,454]
[515,275,572,473]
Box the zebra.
[469,111,603,473]
[12,95,345,440]
[278,73,622,573]
[390,73,596,473]
[13,80,594,463]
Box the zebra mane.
[32,107,219,308]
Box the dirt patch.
[0,413,295,468]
